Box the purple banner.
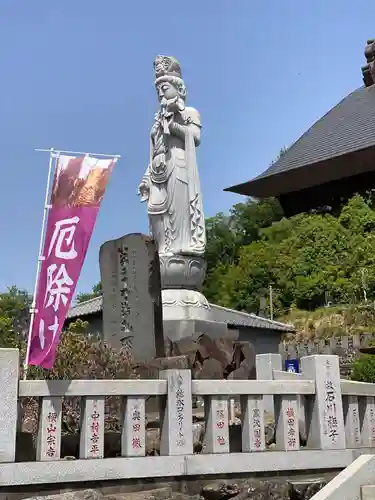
[27,155,116,368]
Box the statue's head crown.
[154,55,182,80]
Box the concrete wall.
[238,326,282,355]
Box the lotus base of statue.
[160,252,211,325]
[159,253,206,290]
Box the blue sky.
[0,0,373,295]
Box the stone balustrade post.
[121,396,146,457]
[202,395,230,453]
[274,394,300,451]
[359,396,375,447]
[256,353,282,418]
[0,349,20,462]
[0,348,19,463]
[159,369,193,456]
[343,395,361,448]
[241,395,265,451]
[37,396,62,460]
[301,355,346,449]
[80,396,105,459]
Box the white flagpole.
[23,148,58,380]
[35,148,120,158]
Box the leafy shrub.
[351,353,375,383]
[19,320,134,434]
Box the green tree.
[0,286,31,348]
[203,198,283,301]
[75,282,102,303]
[230,197,284,245]
[212,195,375,315]
[203,213,239,300]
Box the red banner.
[27,155,116,368]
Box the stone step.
[362,485,375,500]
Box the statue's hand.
[165,96,179,112]
[138,180,149,202]
[166,112,174,129]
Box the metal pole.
[361,268,368,303]
[269,285,273,321]
[35,148,121,158]
[23,149,57,379]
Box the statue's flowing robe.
[142,106,206,256]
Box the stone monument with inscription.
[138,55,226,341]
[99,233,164,360]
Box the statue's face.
[157,82,178,102]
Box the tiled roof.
[209,304,294,331]
[67,295,103,318]
[67,295,294,332]
[227,84,375,190]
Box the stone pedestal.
[161,270,232,340]
[160,253,218,341]
[162,289,210,321]
[162,288,230,342]
[163,318,231,343]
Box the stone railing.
[279,334,370,359]
[279,334,371,363]
[278,334,372,377]
[1,348,375,487]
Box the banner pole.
[23,149,57,380]
[35,148,121,158]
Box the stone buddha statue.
[139,56,210,323]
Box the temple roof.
[67,295,294,332]
[226,84,375,199]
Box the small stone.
[264,422,276,445]
[202,482,240,500]
[288,479,327,500]
[241,481,290,500]
[146,428,160,455]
